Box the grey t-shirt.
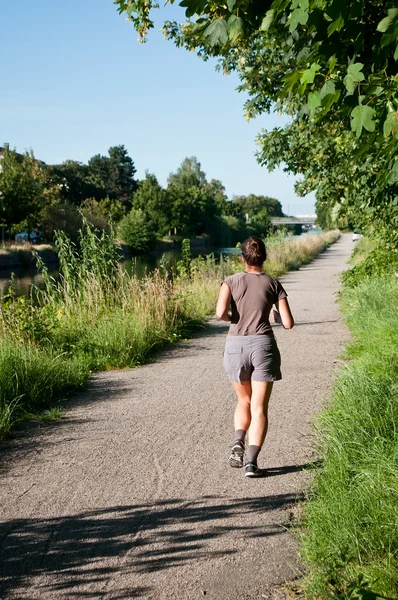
[223,271,287,336]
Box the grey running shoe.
[229,441,244,468]
[245,463,265,478]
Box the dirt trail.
[0,235,352,600]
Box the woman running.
[216,236,294,478]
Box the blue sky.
[0,0,315,215]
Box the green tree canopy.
[133,172,170,235]
[115,0,398,250]
[49,160,100,206]
[167,156,207,189]
[88,145,137,209]
[0,148,51,235]
[166,157,223,238]
[118,207,157,253]
[233,194,284,217]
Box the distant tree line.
[0,145,284,253]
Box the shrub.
[118,208,156,254]
[342,242,398,288]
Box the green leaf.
[377,8,398,33]
[283,70,302,92]
[320,79,335,99]
[383,111,398,137]
[180,0,208,17]
[203,18,228,46]
[351,105,376,137]
[227,0,237,10]
[344,62,365,93]
[395,44,398,61]
[227,15,243,42]
[321,89,341,112]
[300,62,321,85]
[179,0,207,12]
[271,0,291,10]
[261,9,276,31]
[291,0,309,10]
[307,91,321,115]
[288,6,309,33]
[328,56,337,72]
[327,14,344,36]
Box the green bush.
[342,242,398,288]
[118,208,156,254]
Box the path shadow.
[264,460,323,478]
[0,493,300,598]
[288,320,339,327]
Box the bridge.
[271,216,316,226]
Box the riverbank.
[0,244,57,271]
[301,242,398,599]
[0,229,340,438]
[0,236,210,275]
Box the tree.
[116,1,397,150]
[0,148,50,236]
[49,160,100,206]
[233,194,283,217]
[257,120,398,247]
[166,157,223,238]
[168,156,207,189]
[88,145,137,209]
[206,178,228,213]
[118,208,157,253]
[80,198,112,231]
[41,202,83,244]
[132,172,170,235]
[115,0,398,250]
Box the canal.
[0,246,240,298]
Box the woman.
[216,236,294,478]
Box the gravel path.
[0,235,352,600]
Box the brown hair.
[241,236,267,267]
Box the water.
[0,246,241,298]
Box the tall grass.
[301,275,398,599]
[0,226,340,438]
[265,229,340,275]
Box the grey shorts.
[223,335,281,384]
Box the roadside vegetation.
[0,226,339,438]
[301,238,398,599]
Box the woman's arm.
[273,298,294,329]
[216,283,232,322]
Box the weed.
[25,407,64,423]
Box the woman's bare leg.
[232,380,252,432]
[248,381,273,447]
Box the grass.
[0,226,340,438]
[0,343,87,433]
[301,274,398,599]
[265,229,340,275]
[25,407,64,422]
